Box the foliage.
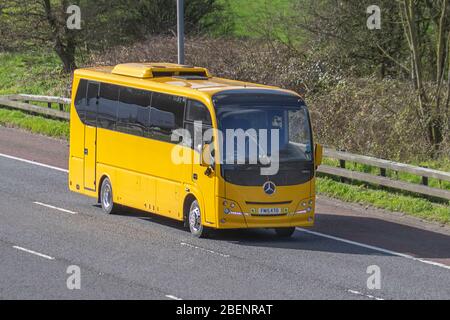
[0,109,69,138]
[0,0,221,72]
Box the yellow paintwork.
[68,63,316,229]
[112,63,211,79]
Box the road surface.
[0,126,449,300]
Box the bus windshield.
[213,91,314,185]
[217,106,312,163]
[214,91,313,164]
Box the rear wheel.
[188,200,207,238]
[274,227,296,238]
[100,177,117,214]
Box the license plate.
[258,208,282,215]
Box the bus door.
[84,81,99,191]
[191,122,216,224]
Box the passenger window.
[98,83,119,130]
[184,100,212,149]
[117,87,151,137]
[86,82,99,126]
[74,79,88,121]
[149,92,186,143]
[185,100,212,125]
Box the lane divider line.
[165,294,183,300]
[0,152,68,173]
[33,201,77,215]
[13,245,55,260]
[347,289,384,301]
[180,242,230,258]
[297,228,450,271]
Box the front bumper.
[215,197,315,229]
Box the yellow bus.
[69,63,323,238]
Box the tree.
[0,0,222,72]
[400,0,450,152]
[278,0,449,154]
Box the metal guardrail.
[0,94,70,120]
[0,94,449,201]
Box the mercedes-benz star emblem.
[263,181,276,195]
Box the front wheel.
[274,227,296,238]
[100,177,117,214]
[188,200,207,238]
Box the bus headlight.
[221,198,242,216]
[295,198,314,215]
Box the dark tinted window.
[185,100,212,125]
[74,79,88,121]
[116,87,151,137]
[86,82,99,126]
[184,100,212,148]
[149,92,186,142]
[98,83,119,130]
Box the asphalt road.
[0,126,449,300]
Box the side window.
[149,92,186,143]
[185,100,212,125]
[86,82,99,126]
[184,100,212,148]
[98,83,119,130]
[74,79,88,121]
[117,87,151,137]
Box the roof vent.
[112,63,210,79]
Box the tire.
[188,200,207,238]
[100,177,117,214]
[274,227,296,238]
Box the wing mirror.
[200,143,214,167]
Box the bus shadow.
[209,228,380,256]
[211,214,450,260]
[98,204,450,260]
[99,204,188,232]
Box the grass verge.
[0,51,70,96]
[0,109,69,139]
[317,177,450,225]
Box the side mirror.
[200,143,214,168]
[314,144,323,168]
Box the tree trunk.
[42,0,77,73]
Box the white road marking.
[347,289,384,300]
[166,294,183,300]
[33,202,77,215]
[0,152,68,173]
[13,246,55,260]
[297,228,450,271]
[180,242,230,258]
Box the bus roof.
[74,63,302,101]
